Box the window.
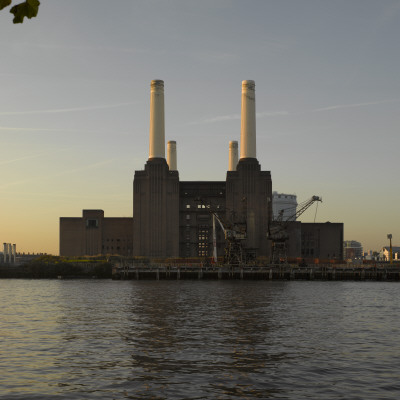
[186,215,190,220]
[86,219,98,228]
[186,204,191,209]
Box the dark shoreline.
[0,262,112,279]
[2,262,399,281]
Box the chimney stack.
[149,80,165,159]
[167,140,177,171]
[228,141,238,171]
[240,80,256,159]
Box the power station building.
[59,80,343,261]
[131,79,272,259]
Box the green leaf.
[10,0,40,24]
[0,0,12,11]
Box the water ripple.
[1,280,400,399]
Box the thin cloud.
[0,190,127,200]
[203,113,240,123]
[190,110,289,125]
[0,159,114,190]
[184,98,398,127]
[0,102,136,116]
[0,148,71,166]
[257,111,290,117]
[311,99,400,113]
[0,126,131,136]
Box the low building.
[300,222,344,260]
[284,221,344,261]
[380,246,400,262]
[343,240,363,260]
[60,210,133,257]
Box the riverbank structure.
[59,80,343,261]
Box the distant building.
[343,240,363,260]
[2,243,16,264]
[60,210,133,257]
[272,192,297,220]
[380,246,400,262]
[363,250,379,261]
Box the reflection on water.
[1,280,400,399]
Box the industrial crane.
[197,197,247,266]
[268,195,322,264]
[212,212,247,266]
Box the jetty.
[112,264,400,281]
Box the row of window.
[102,245,132,250]
[185,204,221,209]
[183,191,224,196]
[104,238,129,242]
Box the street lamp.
[387,234,393,264]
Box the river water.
[1,280,400,399]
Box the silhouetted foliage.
[0,258,113,279]
[0,0,39,23]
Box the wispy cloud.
[189,110,289,125]
[0,189,127,200]
[0,102,136,116]
[0,126,131,136]
[257,111,290,117]
[185,97,400,127]
[202,113,240,123]
[0,159,114,190]
[0,148,71,166]
[311,99,400,113]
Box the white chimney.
[167,140,177,171]
[240,80,256,159]
[228,141,238,171]
[149,80,165,159]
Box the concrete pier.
[112,264,400,281]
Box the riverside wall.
[112,264,400,281]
